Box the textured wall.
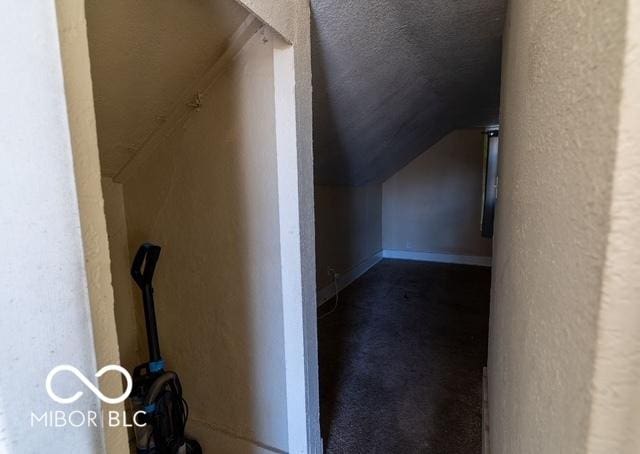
[56,1,129,451]
[586,1,640,451]
[0,1,109,451]
[311,0,505,185]
[92,0,321,450]
[86,0,248,176]
[120,31,289,452]
[315,184,382,289]
[382,129,492,259]
[488,0,629,452]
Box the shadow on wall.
[314,184,383,290]
[102,30,289,452]
[102,178,141,372]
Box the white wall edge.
[317,251,384,307]
[382,249,492,267]
[482,367,490,454]
[266,1,321,451]
[273,37,318,453]
[1,3,106,451]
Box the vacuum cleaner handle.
[131,243,163,366]
[131,243,161,289]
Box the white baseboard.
[382,249,492,267]
[189,417,287,453]
[316,251,383,306]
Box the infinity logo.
[45,365,133,405]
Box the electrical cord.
[182,396,189,433]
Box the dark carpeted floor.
[318,259,491,454]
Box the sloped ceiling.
[87,0,504,185]
[86,0,249,177]
[311,0,505,185]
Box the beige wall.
[488,0,635,453]
[586,1,640,451]
[382,129,492,258]
[104,30,290,452]
[314,184,382,289]
[1,2,127,451]
[56,1,128,451]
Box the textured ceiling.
[311,0,505,185]
[87,0,504,183]
[86,0,249,177]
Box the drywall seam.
[55,1,128,452]
[114,15,263,183]
[189,417,287,454]
[383,250,492,267]
[316,251,383,306]
[586,1,640,451]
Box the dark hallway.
[318,259,491,453]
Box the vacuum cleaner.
[130,243,202,454]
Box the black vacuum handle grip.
[131,243,161,289]
[131,243,163,364]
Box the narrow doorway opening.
[310,1,504,451]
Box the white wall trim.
[254,2,321,452]
[317,251,384,306]
[273,39,307,454]
[234,0,296,44]
[382,249,492,267]
[189,417,287,454]
[273,33,322,453]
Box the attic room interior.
[310,1,503,451]
[87,0,501,451]
[0,0,615,452]
[3,0,640,453]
